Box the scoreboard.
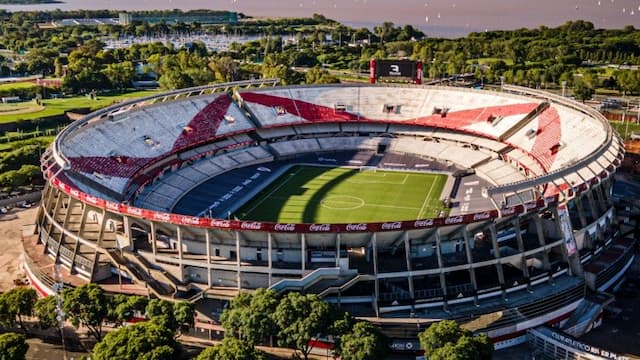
[375,60,416,78]
[370,59,423,84]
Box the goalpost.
[359,166,378,173]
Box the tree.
[338,321,388,360]
[33,295,58,330]
[102,61,135,90]
[220,288,278,346]
[0,333,28,360]
[108,295,148,326]
[418,320,493,360]
[173,301,195,335]
[62,284,109,341]
[573,78,594,102]
[305,66,339,84]
[145,299,176,332]
[272,292,332,360]
[195,337,265,360]
[2,287,37,330]
[208,56,239,82]
[92,321,177,360]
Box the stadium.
[29,77,633,350]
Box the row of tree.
[1,9,638,96]
[0,138,50,191]
[0,283,493,360]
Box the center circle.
[320,195,365,210]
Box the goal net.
[359,166,378,173]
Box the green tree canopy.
[108,294,149,326]
[92,321,177,360]
[195,337,265,360]
[33,295,58,330]
[1,287,37,329]
[338,321,388,360]
[220,288,278,346]
[418,320,493,360]
[273,292,333,360]
[62,284,109,341]
[0,333,28,360]
[145,299,177,332]
[573,78,595,102]
[173,301,195,335]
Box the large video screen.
[376,60,415,78]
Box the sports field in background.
[233,166,448,223]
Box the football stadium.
[28,78,633,350]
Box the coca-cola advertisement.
[307,224,332,232]
[414,219,435,228]
[210,219,232,228]
[344,223,368,232]
[273,223,297,232]
[380,222,402,230]
[240,222,263,231]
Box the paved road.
[26,338,88,360]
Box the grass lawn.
[0,81,39,91]
[611,120,640,140]
[0,89,162,123]
[233,166,448,223]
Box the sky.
[1,0,639,37]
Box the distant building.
[119,12,133,26]
[45,11,238,28]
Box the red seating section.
[172,95,232,151]
[69,156,156,178]
[528,107,561,171]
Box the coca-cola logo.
[106,202,120,211]
[181,216,200,225]
[70,189,80,197]
[502,207,516,216]
[414,219,434,228]
[309,224,331,232]
[346,223,367,232]
[274,223,296,232]
[525,202,537,210]
[445,216,464,225]
[153,212,171,222]
[473,212,492,221]
[381,222,402,230]
[85,195,98,204]
[210,219,231,228]
[127,207,143,216]
[241,222,263,230]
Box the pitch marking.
[320,195,365,210]
[417,175,438,218]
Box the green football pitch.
[233,166,448,223]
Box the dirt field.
[0,206,38,292]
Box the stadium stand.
[269,138,322,156]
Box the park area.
[0,86,160,123]
[234,165,448,223]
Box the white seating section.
[388,138,491,169]
[136,146,275,211]
[62,95,254,159]
[240,86,539,141]
[317,137,383,151]
[269,139,321,156]
[476,159,527,185]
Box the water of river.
[1,0,638,38]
